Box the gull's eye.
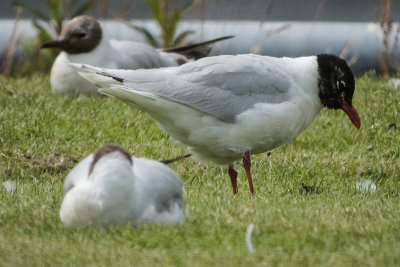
[336,80,346,90]
[76,32,87,39]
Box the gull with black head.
[73,53,361,194]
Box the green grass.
[0,73,399,266]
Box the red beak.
[341,100,361,129]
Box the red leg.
[243,151,254,194]
[228,164,238,194]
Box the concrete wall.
[1,0,399,22]
[0,1,399,74]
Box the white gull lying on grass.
[60,144,184,227]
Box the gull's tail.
[69,63,124,88]
[160,153,192,165]
[70,63,167,111]
[163,35,234,60]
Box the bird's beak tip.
[341,100,361,130]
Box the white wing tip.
[78,72,117,88]
[68,62,103,74]
[68,62,85,69]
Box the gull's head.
[317,54,361,129]
[41,15,102,54]
[88,144,133,177]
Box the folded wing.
[76,54,295,123]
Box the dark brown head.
[88,144,132,175]
[41,15,102,54]
[317,54,361,129]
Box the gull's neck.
[286,56,320,97]
[89,154,133,187]
[284,56,324,131]
[66,37,112,66]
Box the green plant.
[126,0,197,48]
[11,0,97,74]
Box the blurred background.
[0,0,399,76]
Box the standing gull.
[74,53,361,194]
[41,15,233,95]
[60,144,184,226]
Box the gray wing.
[132,157,183,212]
[84,54,294,122]
[110,40,179,69]
[124,54,292,122]
[171,55,295,122]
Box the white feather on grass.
[2,180,16,193]
[245,223,255,253]
[356,178,376,193]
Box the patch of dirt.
[23,153,79,175]
[300,183,324,195]
[388,122,397,130]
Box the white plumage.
[74,53,360,194]
[50,39,187,95]
[42,15,232,95]
[77,55,322,164]
[60,144,184,226]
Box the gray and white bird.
[41,15,233,95]
[60,144,184,227]
[74,53,361,194]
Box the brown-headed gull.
[74,54,361,194]
[41,15,233,95]
[60,144,184,226]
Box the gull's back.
[131,157,184,225]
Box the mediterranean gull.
[73,53,361,194]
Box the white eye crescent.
[337,80,346,89]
